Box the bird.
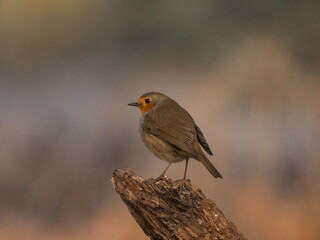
[128,92,222,179]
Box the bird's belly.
[140,132,185,163]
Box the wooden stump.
[112,168,247,240]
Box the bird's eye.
[145,99,151,104]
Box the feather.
[195,124,213,155]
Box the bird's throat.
[139,105,152,115]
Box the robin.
[128,92,222,179]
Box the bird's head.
[128,92,169,115]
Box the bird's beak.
[128,102,141,107]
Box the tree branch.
[112,168,247,240]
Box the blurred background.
[0,1,319,239]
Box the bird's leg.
[159,162,172,178]
[183,158,189,180]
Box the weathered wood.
[112,168,247,240]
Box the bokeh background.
[1,1,319,240]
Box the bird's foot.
[156,174,166,181]
[182,178,191,183]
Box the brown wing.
[143,99,198,158]
[195,124,213,155]
[155,126,198,157]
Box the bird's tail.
[198,151,223,179]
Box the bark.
[112,168,247,240]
